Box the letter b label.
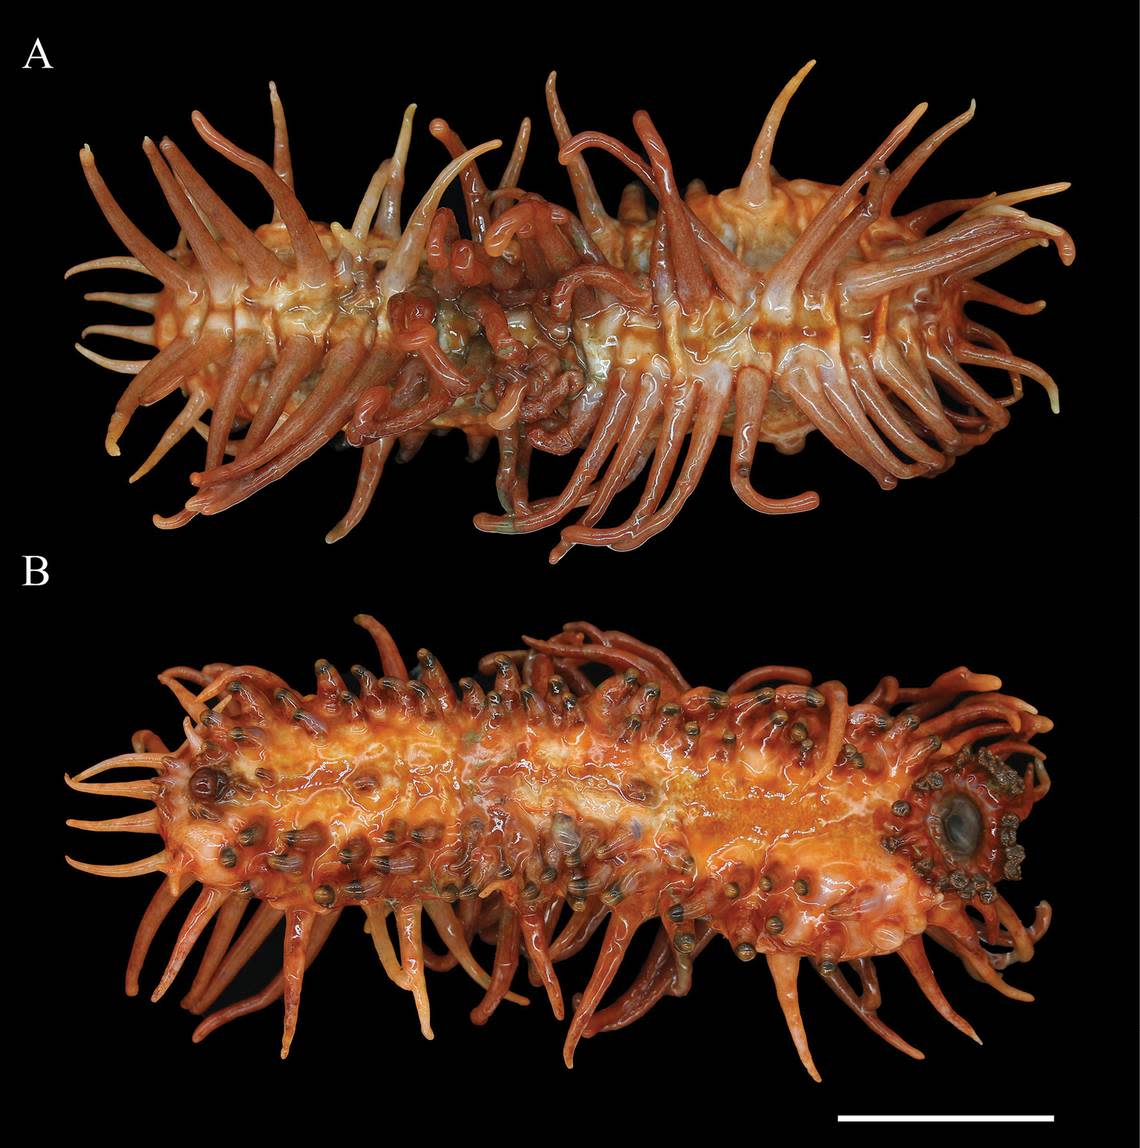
[23,556,48,586]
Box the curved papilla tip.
[547,539,571,565]
[105,414,126,456]
[125,983,139,998]
[966,670,1002,691]
[154,506,198,530]
[808,1068,823,1083]
[80,144,93,164]
[269,80,278,93]
[323,530,342,545]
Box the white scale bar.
[838,1115,1054,1123]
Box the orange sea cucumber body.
[66,619,1052,1074]
[71,67,1074,558]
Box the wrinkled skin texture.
[70,67,1074,559]
[66,619,1053,1076]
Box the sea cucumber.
[65,617,1053,1074]
[68,65,1074,560]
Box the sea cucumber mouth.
[884,741,1043,900]
[933,792,984,863]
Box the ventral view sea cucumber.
[65,618,1053,1075]
[67,65,1074,561]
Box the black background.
[12,13,1134,1136]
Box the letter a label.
[23,39,53,68]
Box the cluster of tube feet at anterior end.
[67,617,1052,1073]
[68,64,1073,559]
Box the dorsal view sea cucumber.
[65,618,1052,1075]
[67,65,1074,561]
